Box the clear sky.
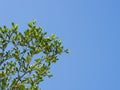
[0,0,120,90]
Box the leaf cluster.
[0,21,68,90]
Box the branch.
[11,60,42,89]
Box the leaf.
[3,43,7,49]
[18,84,25,90]
[12,22,15,27]
[14,24,18,30]
[64,49,70,53]
[26,55,31,64]
[3,25,6,29]
[51,34,56,39]
[47,74,53,78]
[28,22,33,28]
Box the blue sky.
[0,0,120,90]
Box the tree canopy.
[0,21,69,90]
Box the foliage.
[0,21,68,90]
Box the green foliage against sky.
[0,21,68,90]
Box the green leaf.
[51,34,56,39]
[12,22,15,27]
[64,49,70,53]
[3,43,7,49]
[26,55,31,64]
[47,74,53,78]
[14,24,18,30]
[28,22,33,28]
[18,84,25,90]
